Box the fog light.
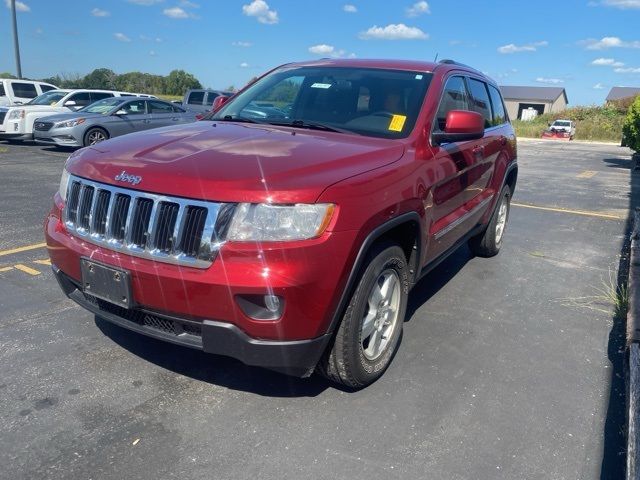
[236,294,284,321]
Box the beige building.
[499,86,568,120]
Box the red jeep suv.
[45,59,517,388]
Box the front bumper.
[34,126,82,147]
[53,265,331,376]
[0,132,32,141]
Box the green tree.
[623,96,640,152]
[165,69,202,96]
[82,68,116,90]
[0,72,17,79]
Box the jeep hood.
[66,121,406,203]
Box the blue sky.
[1,0,639,105]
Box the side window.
[10,82,38,98]
[187,91,205,105]
[435,76,469,131]
[172,105,186,113]
[121,100,147,115]
[487,85,506,126]
[40,84,56,92]
[149,100,173,114]
[0,83,5,97]
[205,92,219,106]
[91,92,114,102]
[69,92,92,107]
[467,78,492,129]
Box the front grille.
[86,293,202,338]
[64,175,232,268]
[34,121,53,131]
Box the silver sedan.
[33,97,198,147]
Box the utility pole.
[11,0,23,79]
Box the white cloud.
[359,23,428,40]
[343,4,357,12]
[582,36,640,49]
[242,0,279,24]
[600,0,640,8]
[593,83,606,89]
[406,1,430,17]
[309,44,335,55]
[535,77,564,84]
[591,57,625,67]
[239,62,250,68]
[114,32,131,42]
[5,0,30,12]
[615,67,640,73]
[163,6,189,18]
[232,41,253,47]
[179,0,199,7]
[127,0,162,5]
[91,8,110,17]
[497,41,548,54]
[149,50,157,56]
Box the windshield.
[27,91,67,106]
[209,66,433,139]
[79,97,124,114]
[553,121,571,127]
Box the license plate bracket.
[81,258,132,309]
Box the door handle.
[472,146,484,155]
[143,119,151,123]
[171,117,179,121]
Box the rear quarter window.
[40,84,56,93]
[11,82,38,98]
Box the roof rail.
[438,59,474,69]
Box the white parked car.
[548,119,575,139]
[0,89,153,142]
[0,78,58,107]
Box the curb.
[628,208,640,479]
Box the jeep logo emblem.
[114,170,142,185]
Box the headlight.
[227,203,335,241]
[7,109,25,120]
[54,118,85,128]
[58,168,70,202]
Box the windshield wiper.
[217,115,264,124]
[268,119,353,135]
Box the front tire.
[83,127,109,147]
[319,243,409,388]
[469,185,511,257]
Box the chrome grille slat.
[63,175,228,268]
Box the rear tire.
[83,127,109,147]
[468,185,511,257]
[318,243,409,389]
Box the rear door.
[426,75,489,260]
[148,100,180,128]
[9,81,38,105]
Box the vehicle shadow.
[406,243,473,321]
[95,317,331,398]
[600,154,640,479]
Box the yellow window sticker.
[388,114,407,132]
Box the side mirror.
[114,109,127,116]
[212,96,230,112]
[548,122,552,127]
[432,110,484,145]
[64,100,77,107]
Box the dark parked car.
[182,89,233,114]
[46,58,517,388]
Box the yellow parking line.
[14,264,41,276]
[0,266,13,272]
[576,170,597,179]
[33,259,51,266]
[511,202,623,220]
[0,242,47,257]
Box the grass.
[561,268,629,319]
[512,105,627,143]
[157,94,183,102]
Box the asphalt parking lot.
[0,138,636,479]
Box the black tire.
[469,185,511,257]
[318,243,409,388]
[83,127,109,147]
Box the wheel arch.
[326,212,422,335]
[83,125,110,145]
